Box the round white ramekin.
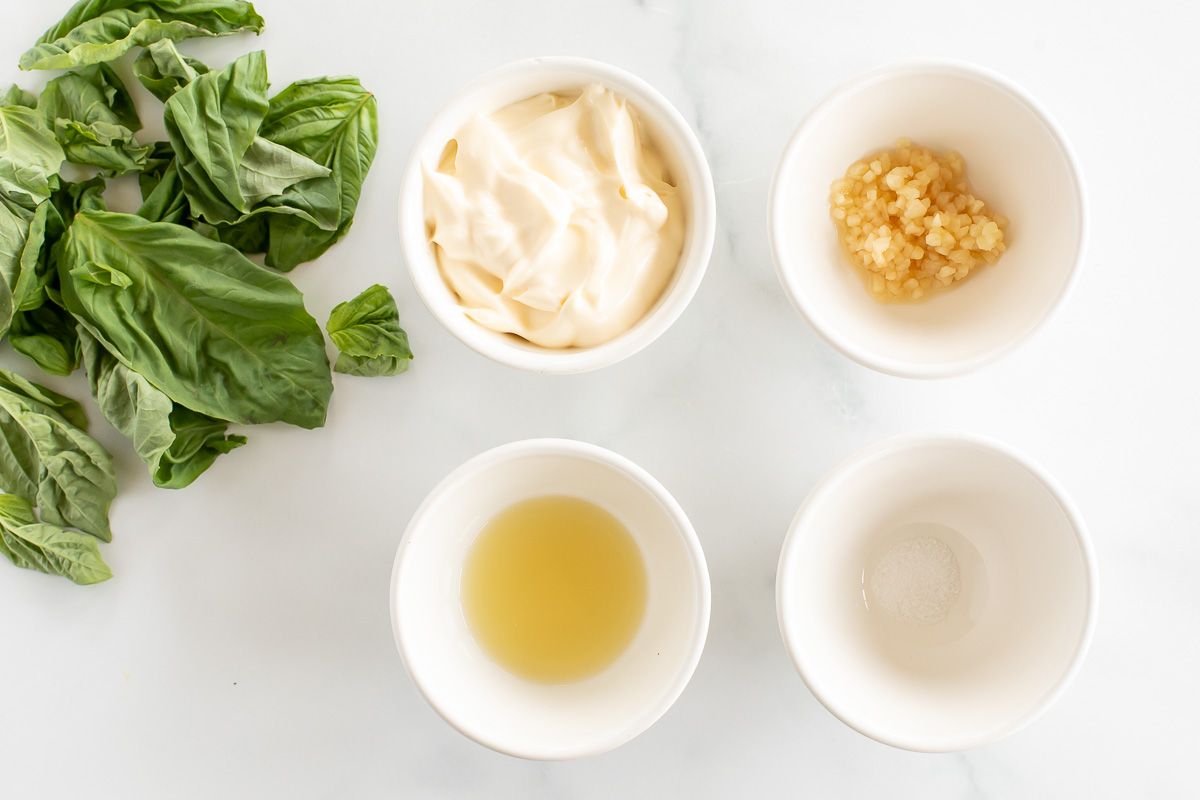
[769,60,1087,378]
[776,434,1097,752]
[390,438,711,759]
[399,57,716,374]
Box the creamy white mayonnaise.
[423,84,685,348]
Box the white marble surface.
[2,0,1197,796]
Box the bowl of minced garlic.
[830,139,1007,303]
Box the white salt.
[868,536,962,625]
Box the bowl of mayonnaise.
[399,57,716,373]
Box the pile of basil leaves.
[0,0,412,585]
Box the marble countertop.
[2,0,1196,796]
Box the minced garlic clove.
[829,139,1008,302]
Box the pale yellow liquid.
[462,496,648,683]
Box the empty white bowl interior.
[400,59,714,371]
[393,443,708,758]
[778,439,1093,750]
[772,65,1083,374]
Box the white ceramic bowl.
[776,434,1097,752]
[770,61,1086,378]
[390,439,711,759]
[399,57,716,374]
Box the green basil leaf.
[21,177,109,314]
[10,303,80,376]
[53,175,107,219]
[237,135,330,207]
[155,406,246,488]
[0,493,111,585]
[136,155,186,224]
[132,38,208,102]
[79,326,245,489]
[259,77,378,270]
[326,284,412,377]
[0,194,39,330]
[0,368,90,504]
[0,106,65,206]
[1,85,38,109]
[0,367,115,541]
[11,197,63,313]
[164,51,329,226]
[0,361,89,429]
[70,260,133,287]
[136,141,186,224]
[1,172,106,336]
[20,0,265,71]
[193,216,268,252]
[163,50,265,222]
[39,63,150,175]
[60,211,332,429]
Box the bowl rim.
[398,56,717,375]
[390,437,713,760]
[767,58,1089,379]
[775,432,1099,752]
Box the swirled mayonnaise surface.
[423,84,685,348]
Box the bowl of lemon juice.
[391,438,710,759]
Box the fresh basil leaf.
[0,365,90,502]
[79,326,245,489]
[138,140,173,182]
[0,367,115,540]
[11,196,62,312]
[0,194,39,330]
[164,51,329,226]
[0,106,65,206]
[193,216,268,252]
[133,38,208,102]
[53,175,108,219]
[71,259,133,287]
[237,135,330,207]
[0,368,88,430]
[2,85,38,109]
[39,63,150,175]
[137,156,186,224]
[60,211,332,429]
[0,107,66,332]
[0,402,39,499]
[20,0,265,71]
[258,77,378,270]
[10,303,80,376]
[155,406,246,488]
[0,493,111,584]
[163,50,265,223]
[41,62,141,131]
[326,284,412,377]
[135,141,186,224]
[22,177,109,313]
[2,173,106,337]
[78,324,171,457]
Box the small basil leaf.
[38,63,150,175]
[10,303,80,376]
[0,493,111,585]
[133,39,208,102]
[1,85,38,109]
[0,367,115,541]
[326,284,413,377]
[70,260,132,288]
[0,106,65,206]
